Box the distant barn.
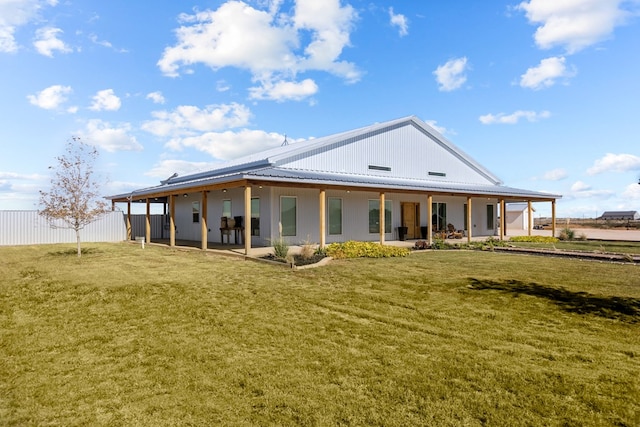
[598,211,640,220]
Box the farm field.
[1,243,638,426]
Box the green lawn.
[1,243,638,426]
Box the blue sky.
[1,0,640,218]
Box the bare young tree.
[39,137,109,257]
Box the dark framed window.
[328,197,342,235]
[192,201,200,223]
[251,198,260,236]
[280,196,297,237]
[369,200,391,234]
[487,204,495,229]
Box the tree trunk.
[76,229,81,257]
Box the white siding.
[280,123,495,185]
[0,210,127,246]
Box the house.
[107,116,561,254]
[598,211,640,221]
[505,203,536,231]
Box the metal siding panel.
[281,124,495,185]
[0,211,126,246]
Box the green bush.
[325,241,410,259]
[509,235,560,243]
[558,227,575,241]
[271,237,289,259]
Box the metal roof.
[107,116,561,202]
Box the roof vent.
[428,171,446,177]
[369,165,391,172]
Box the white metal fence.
[0,210,127,246]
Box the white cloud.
[142,103,252,137]
[166,128,285,160]
[520,56,576,90]
[89,89,121,111]
[541,168,568,181]
[389,7,408,36]
[27,84,72,110]
[517,0,632,53]
[157,0,359,101]
[424,120,449,136]
[79,119,143,152]
[479,110,551,125]
[216,80,231,92]
[0,0,59,53]
[564,180,614,200]
[145,159,221,179]
[249,78,318,101]
[433,57,468,91]
[33,26,71,57]
[146,91,166,104]
[571,181,591,192]
[622,182,640,200]
[587,153,640,175]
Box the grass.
[507,239,640,255]
[1,243,639,426]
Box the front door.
[401,202,420,239]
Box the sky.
[1,0,640,218]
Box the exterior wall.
[169,188,499,245]
[0,210,127,246]
[281,123,497,185]
[506,211,526,230]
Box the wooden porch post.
[499,199,505,241]
[201,191,208,250]
[319,189,326,248]
[126,200,132,241]
[551,200,557,238]
[466,196,472,243]
[244,185,252,255]
[427,194,433,246]
[145,199,151,244]
[169,195,175,247]
[527,200,533,236]
[379,192,385,245]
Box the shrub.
[430,238,449,250]
[271,237,289,259]
[509,235,560,243]
[558,227,575,241]
[325,241,410,259]
[299,236,316,260]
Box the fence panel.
[0,210,127,246]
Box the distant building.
[598,211,640,220]
[505,203,535,230]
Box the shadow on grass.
[47,247,101,257]
[468,278,640,323]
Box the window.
[368,165,391,172]
[280,196,297,236]
[463,204,468,230]
[328,197,342,235]
[222,199,231,219]
[251,198,260,236]
[432,202,447,230]
[192,201,200,223]
[487,204,495,229]
[368,200,391,234]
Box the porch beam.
[499,199,505,241]
[466,196,472,243]
[169,195,175,247]
[145,199,151,244]
[201,191,208,250]
[379,192,385,245]
[319,189,326,248]
[527,200,533,236]
[244,185,251,255]
[126,200,132,241]
[551,200,557,238]
[427,194,433,246]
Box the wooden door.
[401,202,419,239]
